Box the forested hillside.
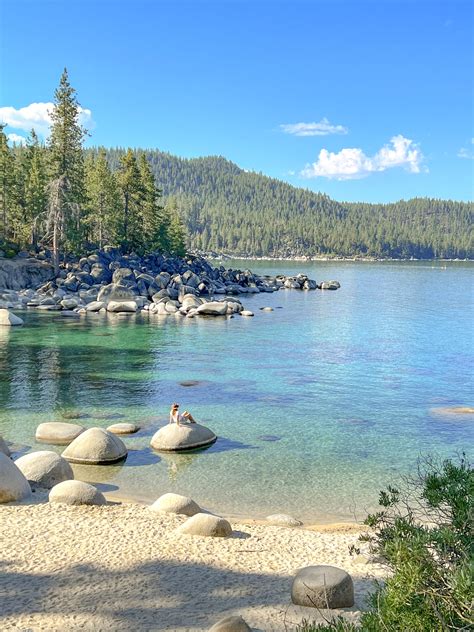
[104,149,473,259]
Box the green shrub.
[297,455,473,631]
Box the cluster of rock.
[0,448,106,506]
[0,249,339,319]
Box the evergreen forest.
[113,150,472,259]
[1,69,472,261]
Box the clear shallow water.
[1,260,473,522]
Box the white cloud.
[0,102,93,139]
[458,138,474,159]
[301,135,426,180]
[7,133,27,145]
[280,118,348,137]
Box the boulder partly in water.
[15,450,74,489]
[0,309,24,326]
[150,422,217,452]
[62,427,128,464]
[106,422,140,435]
[35,421,85,445]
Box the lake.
[1,259,472,522]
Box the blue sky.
[0,0,472,203]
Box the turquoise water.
[1,260,473,522]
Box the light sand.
[0,496,385,631]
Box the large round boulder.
[62,427,127,464]
[209,615,252,632]
[49,480,106,506]
[15,451,74,489]
[150,423,217,452]
[150,493,201,516]
[291,565,354,608]
[0,435,11,457]
[176,513,233,537]
[35,421,85,445]
[0,308,24,326]
[0,452,31,503]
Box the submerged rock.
[106,422,140,434]
[35,422,85,445]
[266,513,302,527]
[179,380,202,387]
[150,423,217,452]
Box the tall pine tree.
[48,68,87,251]
[117,149,143,251]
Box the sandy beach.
[0,494,385,631]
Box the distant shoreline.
[201,253,473,263]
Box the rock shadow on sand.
[0,558,375,629]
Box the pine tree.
[23,130,47,248]
[48,68,87,251]
[165,196,187,256]
[85,148,121,247]
[138,153,165,251]
[0,124,16,242]
[117,149,143,251]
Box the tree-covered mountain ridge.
[104,148,473,259]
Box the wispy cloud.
[457,138,474,160]
[301,135,426,180]
[0,102,93,139]
[7,133,27,145]
[280,118,348,137]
